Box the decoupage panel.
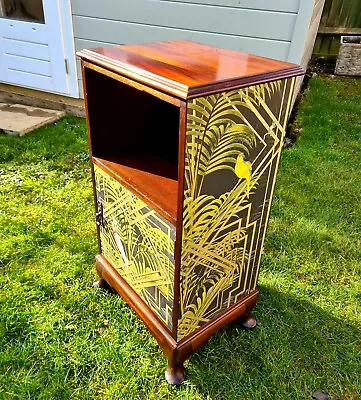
[94,165,175,330]
[178,78,296,340]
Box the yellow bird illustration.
[234,153,252,196]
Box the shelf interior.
[84,66,180,225]
[93,156,178,224]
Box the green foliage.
[0,75,361,400]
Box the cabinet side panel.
[178,77,295,340]
[94,165,175,330]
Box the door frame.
[56,0,78,98]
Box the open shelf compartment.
[83,65,181,225]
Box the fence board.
[313,0,361,57]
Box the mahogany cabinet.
[77,40,303,384]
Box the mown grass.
[0,76,360,399]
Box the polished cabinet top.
[77,40,304,99]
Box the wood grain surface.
[77,40,304,99]
[93,156,178,225]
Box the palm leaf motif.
[94,165,175,329]
[179,80,285,339]
[186,91,256,198]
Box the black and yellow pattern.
[178,78,296,339]
[94,165,175,330]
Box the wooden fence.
[313,0,361,58]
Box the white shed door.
[0,0,72,95]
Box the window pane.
[0,0,45,23]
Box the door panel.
[3,37,49,60]
[6,68,52,91]
[4,53,51,76]
[1,17,48,44]
[0,0,73,95]
[94,165,176,331]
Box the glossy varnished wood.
[82,61,182,107]
[77,40,304,99]
[81,63,102,253]
[172,102,187,339]
[82,62,181,226]
[93,156,178,225]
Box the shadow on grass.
[185,286,360,399]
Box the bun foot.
[93,278,108,289]
[238,314,257,329]
[165,363,185,385]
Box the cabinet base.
[95,254,258,384]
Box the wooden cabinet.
[77,40,303,384]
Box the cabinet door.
[93,165,175,330]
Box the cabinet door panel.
[94,165,175,330]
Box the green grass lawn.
[0,76,360,400]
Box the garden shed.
[0,0,324,103]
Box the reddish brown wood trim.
[92,156,177,226]
[95,254,177,359]
[78,50,188,100]
[172,101,187,340]
[78,48,303,100]
[81,61,101,253]
[187,68,304,98]
[174,290,258,364]
[81,60,182,107]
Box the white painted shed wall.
[71,0,323,97]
